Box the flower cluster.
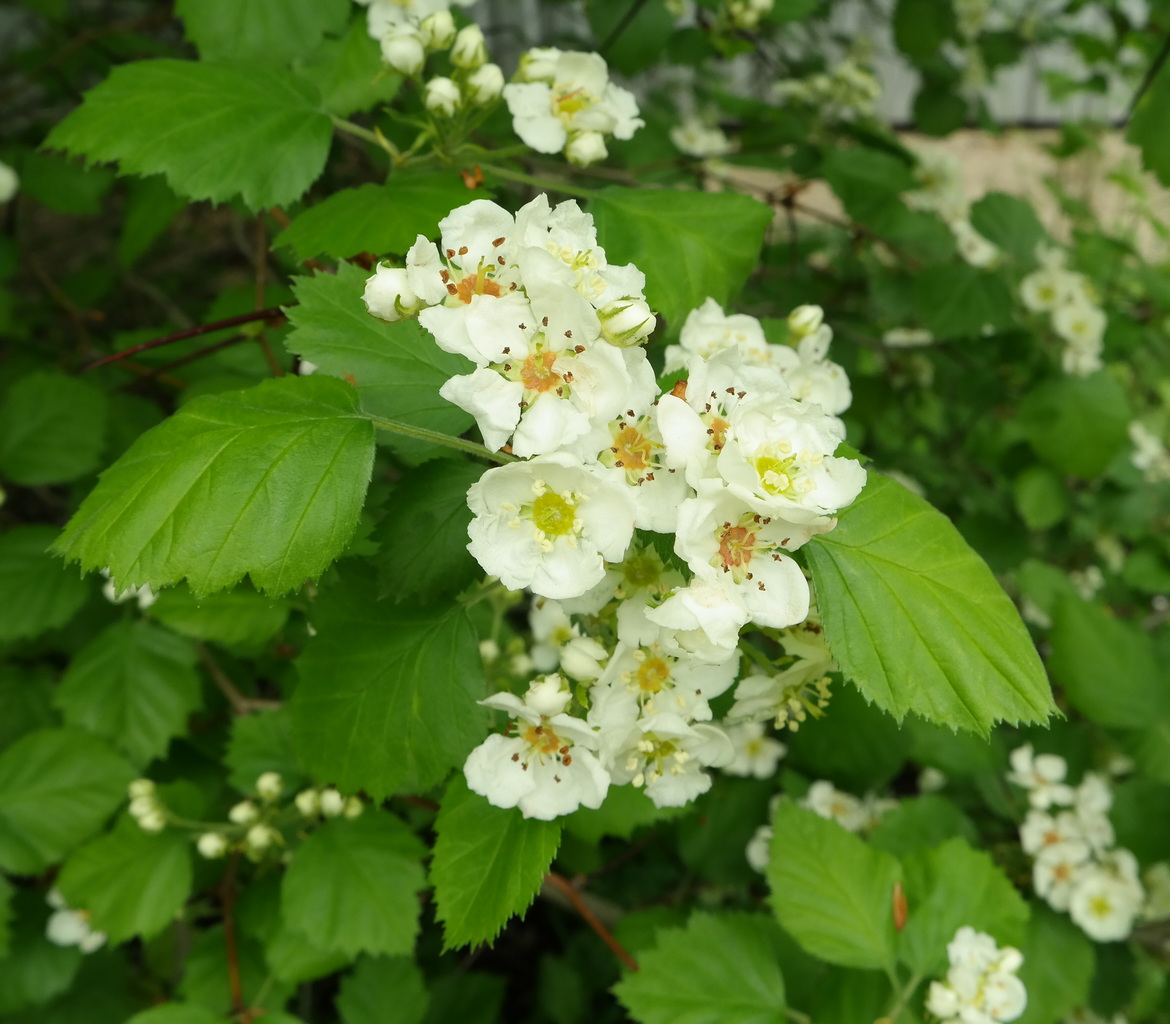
[364,196,866,819]
[45,889,106,954]
[904,149,999,268]
[504,49,643,166]
[925,926,1027,1024]
[1009,745,1144,941]
[800,779,896,832]
[128,778,166,832]
[774,58,881,122]
[1019,245,1106,376]
[1127,421,1170,483]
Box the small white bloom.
[803,780,873,832]
[294,788,320,817]
[255,772,283,801]
[951,219,999,268]
[137,808,167,833]
[723,721,787,778]
[128,778,156,800]
[45,892,106,954]
[363,263,424,322]
[197,832,229,859]
[228,799,259,825]
[419,10,456,50]
[1068,861,1143,941]
[565,131,608,167]
[381,25,426,77]
[245,823,279,852]
[319,788,345,818]
[0,160,18,203]
[1007,744,1075,809]
[670,116,734,159]
[597,296,655,346]
[745,823,773,873]
[343,796,365,819]
[424,76,462,117]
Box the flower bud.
[343,796,365,819]
[0,161,18,204]
[525,674,571,717]
[450,24,487,70]
[255,772,283,802]
[560,636,609,681]
[464,62,504,106]
[128,779,156,800]
[517,46,561,82]
[197,832,229,859]
[424,76,462,118]
[245,824,278,852]
[787,304,824,338]
[137,809,167,833]
[319,787,345,818]
[228,799,259,825]
[381,26,426,77]
[419,10,456,51]
[598,297,655,346]
[129,796,157,820]
[565,131,608,167]
[363,263,423,322]
[294,788,320,817]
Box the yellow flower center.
[532,491,577,536]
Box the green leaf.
[373,460,484,602]
[912,84,967,136]
[284,263,472,464]
[281,812,427,957]
[118,175,187,267]
[867,795,979,858]
[915,263,1014,338]
[337,956,430,1024]
[291,564,486,799]
[897,837,1029,975]
[970,192,1047,263]
[0,526,90,643]
[0,727,134,874]
[0,371,108,485]
[590,187,774,327]
[1112,779,1170,864]
[54,620,202,766]
[821,147,915,224]
[298,19,403,117]
[125,1006,228,1024]
[56,816,193,943]
[178,926,292,1014]
[430,775,562,950]
[275,176,474,261]
[16,150,115,215]
[1012,466,1068,531]
[0,665,58,748]
[1017,372,1129,479]
[613,912,787,1024]
[174,0,349,63]
[1127,63,1170,188]
[767,802,902,971]
[0,892,82,1014]
[566,781,687,845]
[1013,904,1095,1024]
[893,0,956,59]
[225,708,306,794]
[43,60,333,210]
[54,375,376,598]
[149,584,290,649]
[1047,597,1170,728]
[0,876,13,958]
[804,475,1054,733]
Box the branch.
[543,872,639,972]
[1127,29,1170,121]
[198,644,281,716]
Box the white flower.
[245,823,279,853]
[1007,745,1075,809]
[466,453,636,600]
[450,23,487,69]
[255,772,282,801]
[670,116,734,159]
[465,678,610,819]
[723,722,787,778]
[319,788,345,817]
[746,823,773,873]
[595,638,738,722]
[380,25,426,76]
[1128,422,1170,482]
[343,796,364,819]
[424,76,462,117]
[597,296,656,346]
[197,832,229,859]
[645,576,754,654]
[951,219,999,267]
[565,131,608,167]
[1033,839,1092,911]
[930,926,1027,1024]
[663,297,774,375]
[363,263,424,322]
[101,570,157,610]
[803,780,872,832]
[0,160,18,204]
[45,891,106,954]
[465,62,505,105]
[294,788,319,817]
[128,778,155,799]
[361,0,475,41]
[1068,859,1144,941]
[228,800,258,825]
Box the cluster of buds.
[724,0,774,30]
[774,57,882,123]
[294,785,365,821]
[128,778,166,832]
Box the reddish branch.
[220,852,252,1023]
[544,872,639,972]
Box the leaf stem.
[543,872,639,972]
[365,415,517,464]
[478,164,594,200]
[331,115,402,161]
[885,970,924,1023]
[198,644,282,715]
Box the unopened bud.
[565,131,608,167]
[246,824,278,852]
[517,46,561,82]
[363,263,423,322]
[128,779,156,800]
[598,297,655,346]
[381,26,426,77]
[137,809,167,833]
[197,832,229,859]
[319,788,345,818]
[450,24,487,69]
[424,76,462,118]
[343,796,365,819]
[294,788,320,817]
[129,795,157,820]
[256,772,283,802]
[465,62,504,105]
[419,10,456,51]
[228,800,259,825]
[525,674,572,717]
[787,304,824,338]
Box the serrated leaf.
[56,816,193,943]
[43,60,332,210]
[281,812,427,958]
[0,892,82,1014]
[225,708,306,794]
[915,263,1014,338]
[54,375,375,598]
[0,727,134,874]
[150,584,290,649]
[1047,596,1170,728]
[897,837,1029,975]
[804,475,1054,734]
[613,913,787,1024]
[0,371,108,485]
[1128,63,1170,188]
[430,775,562,950]
[291,564,486,799]
[373,460,483,602]
[174,0,348,63]
[1013,904,1094,1024]
[298,18,403,117]
[285,263,472,463]
[337,956,429,1024]
[590,187,774,327]
[125,1006,228,1024]
[178,926,292,1015]
[767,802,901,971]
[275,175,474,261]
[1017,372,1129,479]
[0,526,90,643]
[54,620,202,765]
[970,192,1047,263]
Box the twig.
[543,872,639,972]
[1126,29,1170,121]
[220,852,252,1023]
[148,333,251,377]
[84,307,288,370]
[600,0,651,53]
[197,644,282,715]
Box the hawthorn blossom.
[723,721,787,778]
[46,890,106,954]
[1007,744,1075,809]
[1068,851,1144,941]
[926,926,1027,1024]
[357,0,476,41]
